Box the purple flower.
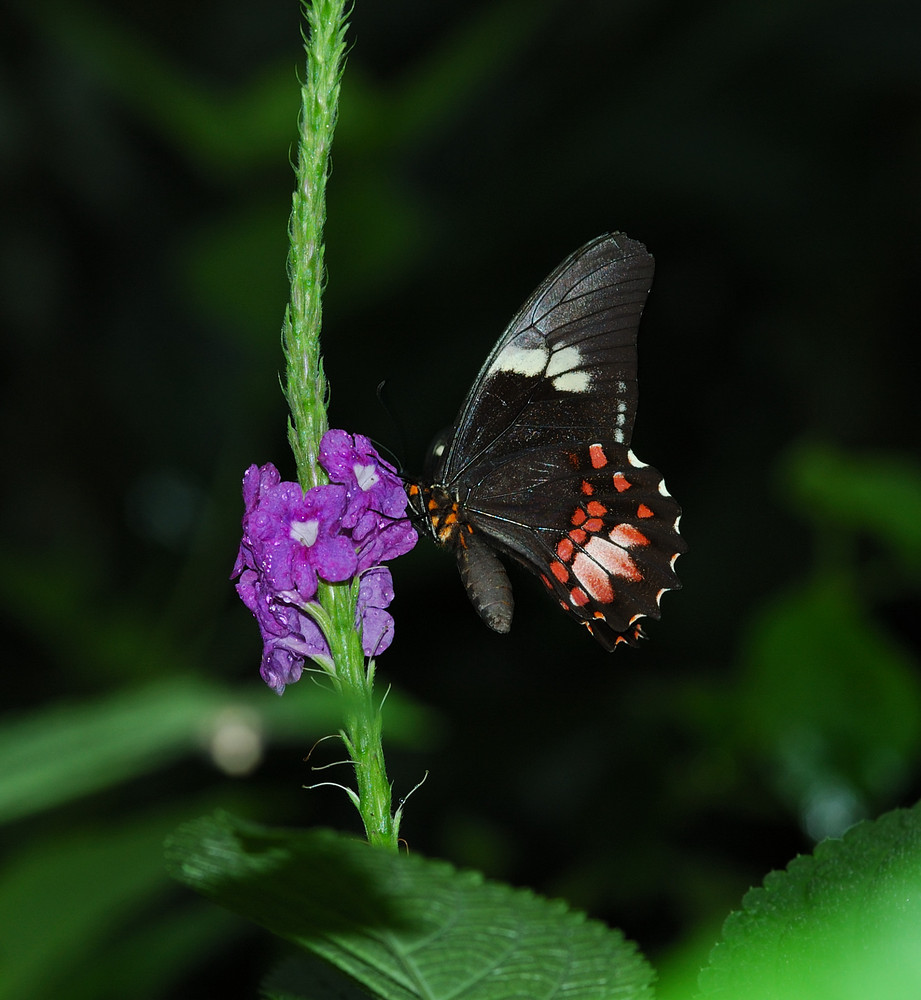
[356,566,396,657]
[234,465,357,605]
[232,433,417,694]
[320,430,403,522]
[238,569,332,693]
[320,430,418,570]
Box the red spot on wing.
[589,443,608,469]
[569,587,589,607]
[586,501,607,517]
[569,527,587,545]
[550,560,569,583]
[612,472,631,492]
[581,480,594,496]
[584,517,604,533]
[556,538,574,561]
[571,507,587,526]
[637,503,654,518]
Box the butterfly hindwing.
[458,440,684,648]
[409,233,684,649]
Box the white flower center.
[353,462,379,492]
[290,519,319,547]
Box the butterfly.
[406,234,685,650]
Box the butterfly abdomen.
[456,530,514,633]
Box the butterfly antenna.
[374,379,410,477]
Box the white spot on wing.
[658,478,672,497]
[627,449,648,468]
[494,338,548,377]
[583,536,642,582]
[546,345,582,378]
[552,370,591,393]
[546,345,590,393]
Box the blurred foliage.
[2,0,920,996]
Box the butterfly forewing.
[436,234,655,485]
[411,232,684,649]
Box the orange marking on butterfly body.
[589,443,608,468]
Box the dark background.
[3,1,921,996]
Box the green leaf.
[167,812,654,1000]
[782,440,921,571]
[699,801,921,999]
[0,677,434,824]
[736,573,921,828]
[264,955,378,999]
[0,810,177,1000]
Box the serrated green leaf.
[167,812,654,1000]
[699,801,921,998]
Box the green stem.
[285,0,349,490]
[320,581,398,849]
[285,0,398,850]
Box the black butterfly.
[407,234,685,650]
